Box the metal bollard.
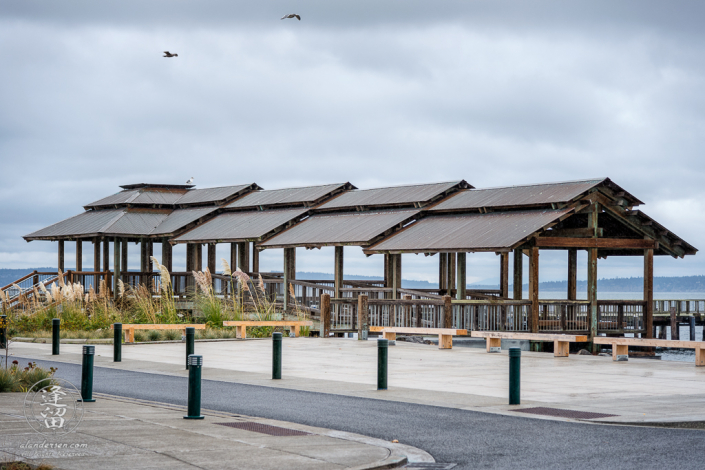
[52,318,61,355]
[0,315,7,349]
[113,323,122,362]
[80,345,96,402]
[272,332,282,380]
[185,327,195,370]
[509,347,521,405]
[184,354,204,419]
[377,338,388,390]
[689,316,696,342]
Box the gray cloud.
[1,1,703,282]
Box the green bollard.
[0,315,7,349]
[185,327,195,370]
[377,338,388,390]
[52,318,60,355]
[184,354,204,419]
[272,332,282,380]
[80,345,96,403]
[509,347,521,405]
[113,323,122,362]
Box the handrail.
[1,270,38,291]
[453,299,531,305]
[339,287,391,292]
[290,279,335,291]
[398,288,442,299]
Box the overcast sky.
[1,1,704,285]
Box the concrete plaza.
[9,337,705,426]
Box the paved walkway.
[10,337,705,425]
[0,391,426,469]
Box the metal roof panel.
[226,183,351,209]
[317,181,467,210]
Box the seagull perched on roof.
[163,51,178,58]
[281,14,301,20]
[186,177,194,184]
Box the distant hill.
[3,269,704,293]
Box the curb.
[349,455,408,470]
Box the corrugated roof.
[364,209,573,253]
[317,181,469,210]
[226,183,352,209]
[173,208,309,243]
[430,178,642,212]
[151,207,219,235]
[260,209,420,248]
[175,184,257,206]
[23,209,170,240]
[85,189,185,208]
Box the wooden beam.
[513,248,522,300]
[543,227,603,238]
[321,293,331,337]
[535,237,656,249]
[644,248,654,339]
[456,252,466,300]
[567,248,577,301]
[121,240,128,274]
[196,243,203,271]
[357,294,368,339]
[102,238,110,272]
[93,238,101,272]
[283,247,296,311]
[443,295,452,329]
[58,240,65,272]
[140,239,148,285]
[393,253,402,300]
[186,244,193,272]
[500,252,509,298]
[207,243,216,274]
[439,253,448,294]
[529,247,539,333]
[252,246,260,273]
[75,240,82,272]
[447,253,456,294]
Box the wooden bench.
[470,332,588,357]
[111,324,206,343]
[593,337,705,366]
[222,321,313,339]
[369,326,468,349]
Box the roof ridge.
[349,181,461,191]
[470,178,607,191]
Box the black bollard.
[0,315,7,349]
[185,327,195,370]
[184,354,204,419]
[113,323,122,362]
[52,318,61,355]
[377,338,388,390]
[689,316,696,342]
[80,345,96,402]
[272,332,282,379]
[509,347,521,405]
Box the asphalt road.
[13,357,705,470]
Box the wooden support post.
[456,252,466,300]
[148,241,153,272]
[140,239,148,285]
[93,238,101,272]
[443,295,453,329]
[384,254,392,298]
[321,293,331,337]
[513,248,522,300]
[58,240,65,272]
[283,247,296,311]
[567,248,577,301]
[196,244,203,271]
[670,307,679,340]
[357,294,368,339]
[402,294,412,327]
[207,243,216,274]
[161,239,172,272]
[447,253,456,296]
[102,238,109,273]
[392,253,402,300]
[500,252,509,298]
[587,247,598,342]
[529,247,539,333]
[334,246,344,299]
[121,240,128,276]
[252,246,260,273]
[644,248,654,339]
[230,242,238,272]
[439,253,448,295]
[186,244,193,272]
[75,240,82,272]
[113,237,121,299]
[237,242,249,272]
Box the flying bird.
[186,177,194,184]
[281,14,301,20]
[163,51,178,58]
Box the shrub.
[134,331,146,342]
[163,329,179,341]
[147,330,162,342]
[0,361,57,393]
